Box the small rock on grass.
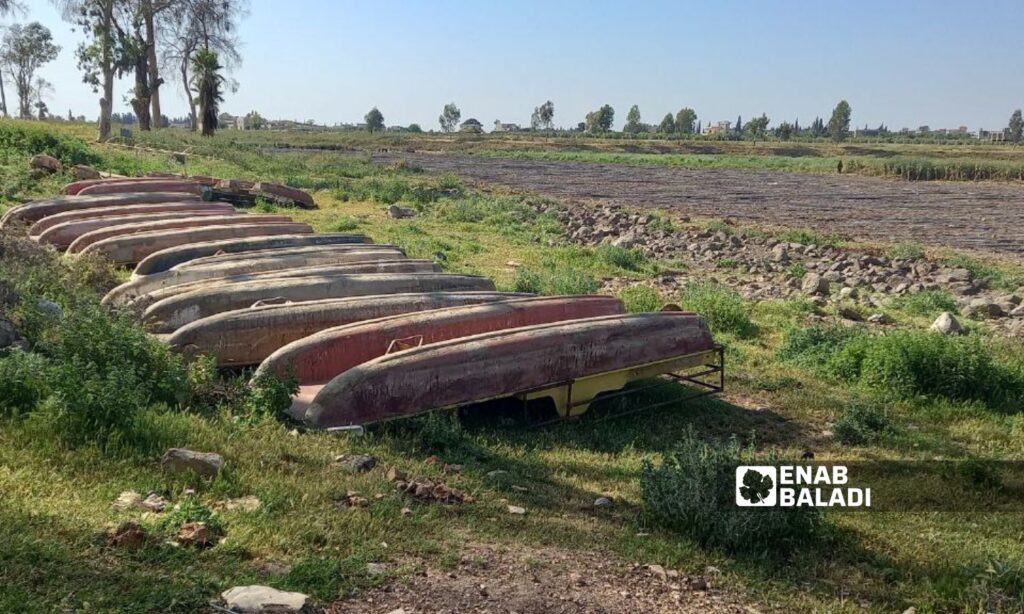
[161,448,224,478]
[176,522,220,548]
[216,495,261,512]
[334,453,377,473]
[930,311,965,335]
[221,585,315,613]
[594,496,613,508]
[507,505,526,515]
[106,521,146,550]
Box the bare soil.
[332,543,759,614]
[377,153,1024,256]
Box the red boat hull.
[67,214,291,253]
[0,193,201,229]
[258,295,625,385]
[37,208,238,250]
[28,202,231,238]
[77,180,203,196]
[303,312,715,427]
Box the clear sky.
[16,0,1024,132]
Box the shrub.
[641,427,822,554]
[596,245,648,271]
[0,350,51,417]
[0,120,100,165]
[888,242,925,261]
[777,323,867,369]
[243,371,299,420]
[157,498,223,534]
[892,289,957,316]
[618,285,662,313]
[511,265,599,296]
[716,257,739,269]
[511,267,543,294]
[833,400,894,445]
[776,228,844,248]
[329,216,362,232]
[680,281,755,337]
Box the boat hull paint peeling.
[0,193,201,228]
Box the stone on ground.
[221,585,315,613]
[335,453,377,473]
[161,448,224,477]
[930,312,965,335]
[30,154,62,173]
[72,164,101,180]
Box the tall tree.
[744,113,769,139]
[364,106,384,133]
[160,0,245,131]
[776,121,794,141]
[674,107,697,134]
[0,0,28,118]
[439,102,460,132]
[658,112,675,134]
[735,114,742,136]
[1008,109,1023,144]
[55,0,121,140]
[623,104,642,133]
[828,100,852,142]
[0,22,60,119]
[584,104,614,133]
[530,100,554,130]
[191,48,221,136]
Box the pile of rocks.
[543,202,1024,336]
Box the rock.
[0,319,21,350]
[366,562,387,576]
[902,608,916,614]
[930,312,965,335]
[334,453,377,473]
[252,182,316,209]
[35,298,62,319]
[507,505,526,515]
[30,154,62,173]
[593,496,613,508]
[176,522,220,547]
[72,164,101,180]
[645,564,668,582]
[140,493,168,512]
[837,306,863,321]
[867,313,890,325]
[387,204,417,219]
[161,448,224,478]
[112,491,144,511]
[218,495,261,512]
[106,521,146,550]
[386,466,408,482]
[963,298,1004,318]
[612,232,637,248]
[221,585,314,613]
[1011,304,1024,317]
[770,244,789,262]
[838,286,857,300]
[688,577,709,591]
[801,272,830,295]
[485,470,509,479]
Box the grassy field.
[2,120,1024,612]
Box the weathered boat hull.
[80,222,314,266]
[168,291,530,367]
[37,208,238,250]
[28,202,233,238]
[104,247,405,306]
[138,260,442,306]
[258,296,625,385]
[77,180,203,196]
[169,244,404,271]
[303,312,715,427]
[143,273,497,333]
[132,233,370,275]
[0,193,201,229]
[67,214,292,254]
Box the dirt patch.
[376,153,1024,257]
[333,543,758,613]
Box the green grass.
[2,120,1024,613]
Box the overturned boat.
[258,295,625,385]
[80,222,315,265]
[103,246,406,306]
[0,192,201,229]
[28,202,233,238]
[143,272,498,333]
[67,214,293,254]
[301,312,720,427]
[37,208,238,250]
[76,179,204,197]
[132,233,370,275]
[168,291,530,367]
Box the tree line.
[0,0,245,140]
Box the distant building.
[704,120,731,135]
[493,120,521,132]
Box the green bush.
[243,371,299,420]
[157,498,223,534]
[641,428,822,554]
[511,267,543,294]
[834,400,894,445]
[0,120,100,165]
[891,289,957,316]
[776,228,844,247]
[618,285,662,312]
[511,265,599,296]
[777,323,867,370]
[329,215,362,232]
[596,245,648,271]
[0,350,51,418]
[888,242,925,261]
[680,281,755,337]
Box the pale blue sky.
[17,0,1024,131]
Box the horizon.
[16,0,1024,133]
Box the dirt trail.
[377,153,1024,257]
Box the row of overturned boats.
[1,174,724,428]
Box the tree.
[658,113,675,134]
[244,109,263,129]
[735,114,742,136]
[191,48,222,136]
[32,76,51,119]
[0,1,26,118]
[775,121,794,141]
[0,22,60,119]
[55,0,121,140]
[744,113,769,140]
[584,104,614,133]
[809,116,826,138]
[623,104,642,133]
[439,102,460,132]
[407,123,422,133]
[828,100,852,142]
[674,107,697,134]
[160,0,246,132]
[364,106,384,133]
[1009,110,1023,144]
[530,99,554,130]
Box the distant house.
[493,120,521,132]
[704,120,731,135]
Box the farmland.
[1,120,1024,613]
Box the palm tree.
[191,49,223,136]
